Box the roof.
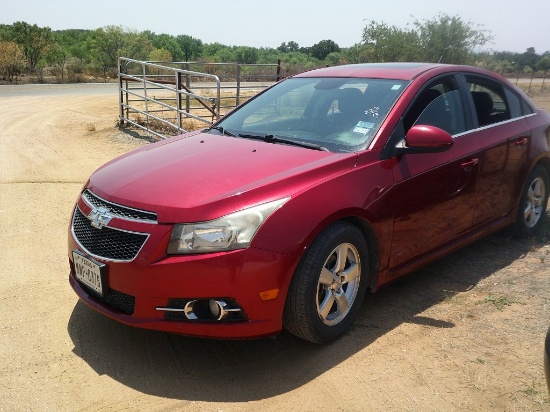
[293,63,444,81]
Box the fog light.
[208,299,221,319]
[158,298,246,321]
[184,300,199,320]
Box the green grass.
[475,295,520,311]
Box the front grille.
[81,284,135,315]
[72,207,149,261]
[82,190,157,222]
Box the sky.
[1,0,549,54]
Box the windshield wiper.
[238,133,329,152]
[209,126,236,137]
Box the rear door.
[463,75,532,226]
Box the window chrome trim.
[451,113,532,139]
[468,113,537,134]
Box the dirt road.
[1,85,549,411]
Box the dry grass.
[516,83,550,111]
[85,122,96,132]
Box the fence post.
[236,64,241,107]
[176,71,183,133]
[276,59,282,81]
[185,62,191,114]
[142,62,150,132]
[118,60,124,126]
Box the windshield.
[211,77,408,153]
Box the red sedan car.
[69,63,550,344]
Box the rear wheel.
[514,165,549,237]
[283,222,369,344]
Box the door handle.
[514,137,528,147]
[461,158,479,171]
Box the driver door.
[388,78,480,270]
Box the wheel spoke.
[524,203,535,224]
[318,291,335,321]
[530,178,545,205]
[340,262,359,284]
[527,186,537,203]
[319,267,335,286]
[334,290,350,316]
[533,181,544,205]
[334,244,349,273]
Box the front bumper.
[68,241,299,339]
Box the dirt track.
[1,85,550,411]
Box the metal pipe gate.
[118,58,281,139]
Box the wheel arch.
[282,216,380,343]
[290,214,382,294]
[513,159,550,237]
[340,216,381,292]
[537,156,550,183]
[512,155,550,212]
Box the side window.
[521,99,534,115]
[504,87,522,118]
[403,77,466,136]
[466,76,512,127]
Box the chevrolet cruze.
[69,63,550,343]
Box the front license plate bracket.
[72,250,107,297]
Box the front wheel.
[514,165,549,237]
[283,222,370,344]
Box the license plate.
[73,250,106,296]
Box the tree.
[176,35,202,61]
[149,48,172,62]
[413,14,493,64]
[536,55,550,89]
[516,47,539,71]
[343,43,372,64]
[8,21,53,69]
[202,42,226,60]
[362,14,492,64]
[214,47,235,63]
[91,26,153,68]
[45,44,69,81]
[362,21,420,62]
[234,46,258,64]
[325,52,341,66]
[0,40,25,81]
[279,51,318,75]
[147,32,182,61]
[0,24,11,40]
[55,30,93,65]
[277,41,300,53]
[310,39,340,60]
[286,41,299,52]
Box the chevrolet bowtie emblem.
[88,206,113,229]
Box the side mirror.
[394,125,454,156]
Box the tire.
[514,165,549,237]
[283,221,369,344]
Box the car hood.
[87,132,358,223]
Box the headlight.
[167,198,289,254]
